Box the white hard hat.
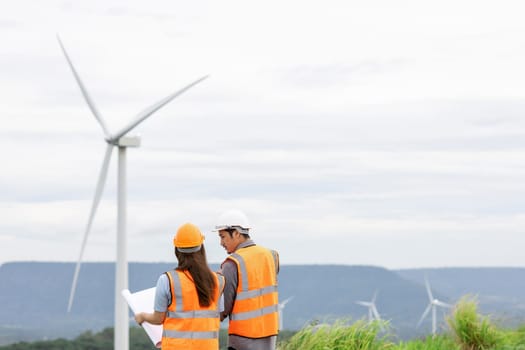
[214,209,251,233]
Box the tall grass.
[279,296,525,350]
[279,319,392,350]
[447,296,500,350]
[497,326,525,350]
[394,335,460,350]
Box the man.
[216,209,280,350]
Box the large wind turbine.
[57,35,208,350]
[417,277,452,335]
[356,290,382,323]
[278,296,294,331]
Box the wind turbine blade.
[356,301,370,307]
[425,277,434,301]
[110,75,209,142]
[67,144,113,312]
[417,304,432,328]
[372,290,378,303]
[435,300,452,308]
[56,34,111,138]
[280,296,294,307]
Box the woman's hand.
[135,312,146,325]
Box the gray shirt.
[221,239,279,350]
[153,273,171,312]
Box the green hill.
[1,262,524,345]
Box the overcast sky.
[2,0,525,269]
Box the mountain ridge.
[1,262,524,345]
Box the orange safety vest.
[162,270,224,350]
[224,245,279,338]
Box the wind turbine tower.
[278,296,294,331]
[57,35,208,350]
[417,277,452,335]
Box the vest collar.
[235,239,255,251]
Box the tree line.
[0,327,296,350]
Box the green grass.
[447,296,500,350]
[394,335,460,350]
[279,319,392,350]
[279,296,525,350]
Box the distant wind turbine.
[356,290,383,328]
[417,277,452,335]
[278,296,294,331]
[57,34,208,350]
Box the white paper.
[122,288,162,348]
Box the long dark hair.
[175,245,217,307]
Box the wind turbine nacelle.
[116,136,141,147]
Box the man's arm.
[220,259,238,321]
[275,250,280,274]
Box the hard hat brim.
[213,225,250,234]
[176,245,202,253]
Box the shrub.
[447,296,500,350]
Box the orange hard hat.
[173,222,205,253]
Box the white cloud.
[2,0,525,268]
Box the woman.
[135,222,224,349]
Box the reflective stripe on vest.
[162,330,219,339]
[231,252,249,291]
[169,269,184,312]
[167,310,220,319]
[236,285,278,301]
[230,304,279,321]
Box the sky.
[1,0,525,269]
